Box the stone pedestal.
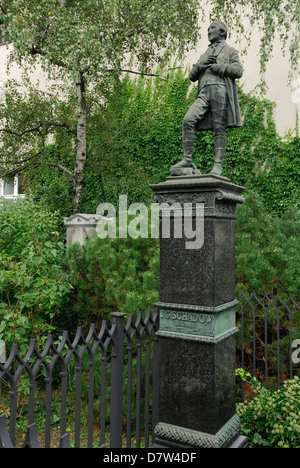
[150,174,247,449]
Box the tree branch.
[0,126,43,138]
[107,69,168,81]
[0,164,33,178]
[0,121,76,137]
[1,160,74,179]
[42,121,76,135]
[12,152,42,165]
[43,162,73,177]
[30,46,70,71]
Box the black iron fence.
[0,293,298,448]
[236,292,299,400]
[0,310,159,448]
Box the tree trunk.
[73,72,87,209]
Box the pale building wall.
[0,43,49,89]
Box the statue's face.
[208,23,223,44]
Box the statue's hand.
[196,56,216,71]
[201,55,216,67]
[209,64,221,74]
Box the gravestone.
[64,213,104,246]
[150,174,248,448]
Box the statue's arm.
[189,54,216,82]
[189,59,205,82]
[219,48,243,79]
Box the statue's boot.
[171,157,193,169]
[170,157,201,176]
[210,148,224,176]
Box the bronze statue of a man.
[170,21,243,177]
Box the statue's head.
[208,21,228,43]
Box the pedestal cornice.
[150,175,245,219]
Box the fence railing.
[0,310,159,448]
[0,293,298,448]
[236,292,299,400]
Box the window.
[0,175,25,201]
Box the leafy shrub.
[236,369,300,448]
[0,198,72,352]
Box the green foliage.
[28,143,75,215]
[1,0,201,81]
[236,370,300,448]
[0,198,72,351]
[235,190,300,298]
[65,221,159,329]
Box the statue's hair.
[210,21,228,39]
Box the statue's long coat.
[189,41,243,131]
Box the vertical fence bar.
[74,359,82,448]
[88,352,95,449]
[144,333,151,448]
[240,303,245,400]
[44,373,52,449]
[253,304,256,379]
[289,305,293,380]
[126,336,133,448]
[110,312,126,449]
[276,305,280,389]
[135,338,142,448]
[151,308,159,437]
[100,352,107,447]
[60,362,69,441]
[264,305,268,389]
[9,383,17,447]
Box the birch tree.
[0,0,201,208]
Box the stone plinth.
[150,174,247,449]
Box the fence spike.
[23,423,40,448]
[0,415,14,448]
[59,433,71,448]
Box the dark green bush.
[64,222,159,330]
[235,190,300,299]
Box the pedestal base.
[152,432,248,449]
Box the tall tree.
[0,0,201,208]
[0,1,298,209]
